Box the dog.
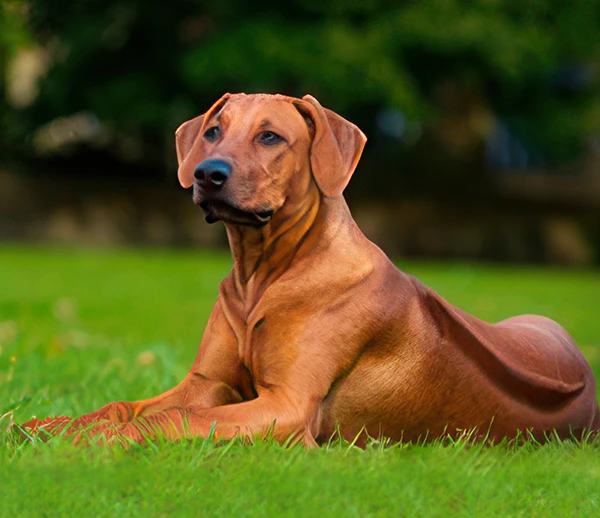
[23,93,600,446]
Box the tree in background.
[1,0,599,195]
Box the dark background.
[1,0,599,264]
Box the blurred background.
[1,0,599,265]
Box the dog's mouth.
[197,199,274,227]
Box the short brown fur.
[24,93,600,446]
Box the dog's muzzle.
[192,187,275,228]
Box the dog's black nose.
[194,159,231,188]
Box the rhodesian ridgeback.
[23,93,600,446]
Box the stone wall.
[1,170,597,265]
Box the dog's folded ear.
[294,95,367,198]
[175,93,231,188]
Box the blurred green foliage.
[0,1,31,53]
[1,0,599,177]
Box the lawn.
[1,245,600,517]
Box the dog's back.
[319,249,599,444]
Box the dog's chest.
[238,318,263,375]
[224,300,298,392]
[221,295,268,379]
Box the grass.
[1,245,600,517]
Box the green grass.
[1,245,600,517]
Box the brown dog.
[24,93,599,446]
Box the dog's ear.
[175,93,231,188]
[293,95,367,198]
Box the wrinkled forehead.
[209,94,308,136]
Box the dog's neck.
[224,186,349,306]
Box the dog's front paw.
[71,420,152,447]
[73,401,136,427]
[19,415,72,441]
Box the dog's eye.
[204,126,221,142]
[257,131,283,146]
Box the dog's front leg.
[80,390,320,448]
[75,372,245,424]
[22,299,245,437]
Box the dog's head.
[175,93,366,227]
